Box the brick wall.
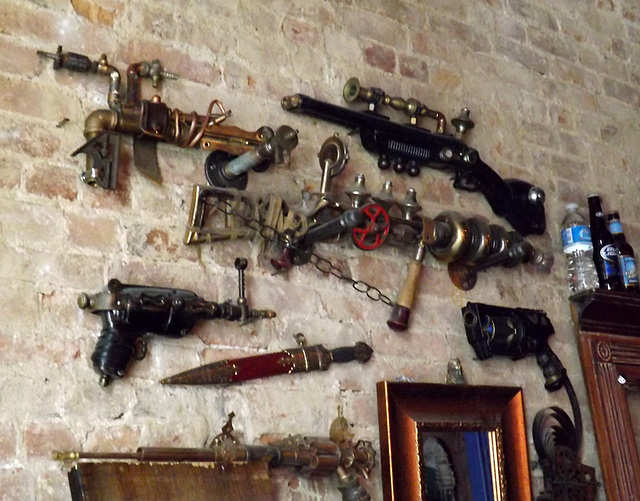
[2,0,639,499]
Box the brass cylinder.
[429,211,470,263]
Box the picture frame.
[571,290,640,500]
[376,382,532,501]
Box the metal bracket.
[72,131,121,189]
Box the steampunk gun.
[38,46,298,189]
[78,259,275,386]
[460,303,596,500]
[53,411,375,501]
[281,78,546,236]
[184,135,552,331]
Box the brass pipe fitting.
[83,109,119,139]
[343,77,447,132]
[428,211,470,263]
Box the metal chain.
[204,197,394,307]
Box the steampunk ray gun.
[37,46,298,189]
[78,259,275,386]
[281,77,546,236]
[183,135,553,331]
[53,411,375,501]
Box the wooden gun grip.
[387,259,423,331]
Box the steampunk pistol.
[78,259,274,386]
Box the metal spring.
[388,139,430,160]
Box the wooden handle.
[387,260,423,331]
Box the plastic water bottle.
[561,203,599,294]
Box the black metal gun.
[281,78,546,236]
[460,302,596,500]
[78,259,275,386]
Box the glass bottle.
[607,210,639,293]
[587,194,622,291]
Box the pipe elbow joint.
[84,108,119,139]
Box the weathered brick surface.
[1,0,637,499]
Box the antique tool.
[38,46,297,189]
[53,412,375,501]
[160,337,373,385]
[282,78,546,236]
[386,217,435,331]
[78,258,275,386]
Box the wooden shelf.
[570,290,640,500]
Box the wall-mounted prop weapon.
[37,46,298,189]
[460,303,597,500]
[78,258,275,386]
[161,333,373,385]
[281,78,546,236]
[53,411,376,501]
[533,407,596,501]
[183,135,552,331]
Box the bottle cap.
[565,202,578,211]
[588,193,600,199]
[607,211,620,221]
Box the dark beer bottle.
[607,210,639,293]
[587,194,622,291]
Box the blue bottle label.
[561,225,592,251]
[619,256,639,286]
[609,221,623,234]
[601,244,620,278]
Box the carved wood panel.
[571,290,640,500]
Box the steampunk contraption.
[184,134,553,331]
[460,303,597,500]
[37,46,298,189]
[54,411,375,501]
[78,259,274,386]
[281,77,546,236]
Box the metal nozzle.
[52,451,80,461]
[343,77,361,102]
[281,95,302,111]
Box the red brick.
[364,44,396,73]
[24,423,79,457]
[25,164,78,201]
[65,212,119,251]
[35,469,71,501]
[0,39,40,76]
[0,76,77,122]
[0,120,63,159]
[603,77,640,106]
[0,425,16,460]
[1,2,116,55]
[0,155,21,190]
[0,469,32,501]
[430,68,462,90]
[282,17,322,46]
[85,425,141,451]
[398,54,429,81]
[70,0,124,26]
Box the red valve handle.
[352,204,390,250]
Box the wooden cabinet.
[571,290,640,500]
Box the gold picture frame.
[376,382,532,501]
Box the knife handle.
[330,342,373,364]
